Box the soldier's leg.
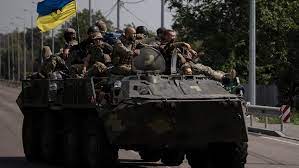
[87,62,108,77]
[70,64,84,78]
[111,64,132,76]
[190,62,225,81]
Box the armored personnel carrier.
[17,47,248,168]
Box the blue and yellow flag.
[36,0,77,32]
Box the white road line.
[262,136,299,146]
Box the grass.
[257,110,299,125]
[291,111,299,125]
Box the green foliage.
[291,112,299,125]
[166,0,299,86]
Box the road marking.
[262,136,299,146]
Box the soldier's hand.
[82,67,87,74]
[134,49,140,57]
[183,43,191,50]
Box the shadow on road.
[0,157,58,168]
[0,157,164,168]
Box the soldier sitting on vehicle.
[135,26,148,42]
[40,46,68,78]
[58,28,78,61]
[111,27,141,75]
[158,29,194,75]
[68,26,104,78]
[159,29,236,81]
[145,27,166,46]
[83,32,112,77]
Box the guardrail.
[246,104,291,132]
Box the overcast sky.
[0,0,173,33]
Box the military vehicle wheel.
[40,112,57,163]
[22,113,41,162]
[84,114,118,168]
[139,150,161,162]
[63,115,82,168]
[187,142,247,168]
[161,150,184,166]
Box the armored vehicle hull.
[17,75,248,168]
[17,47,248,168]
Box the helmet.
[156,27,166,35]
[95,20,107,33]
[65,28,76,34]
[88,26,100,35]
[64,28,76,40]
[136,26,148,35]
[91,32,103,40]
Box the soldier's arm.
[83,54,91,73]
[115,41,134,56]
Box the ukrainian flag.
[36,0,77,32]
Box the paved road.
[1,85,299,168]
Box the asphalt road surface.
[1,84,299,168]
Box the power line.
[122,5,154,29]
[123,0,145,4]
[104,2,118,18]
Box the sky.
[0,0,174,33]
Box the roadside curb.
[248,127,283,137]
[248,127,299,142]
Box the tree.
[166,0,298,83]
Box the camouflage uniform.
[40,46,67,78]
[81,32,113,77]
[112,36,137,75]
[86,45,111,77]
[159,41,191,74]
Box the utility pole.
[31,15,34,72]
[89,0,92,26]
[17,27,20,81]
[23,23,26,79]
[41,32,44,65]
[0,36,2,78]
[117,0,121,30]
[249,0,256,105]
[161,0,165,28]
[11,29,15,81]
[51,29,55,53]
[7,34,10,80]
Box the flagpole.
[89,0,92,26]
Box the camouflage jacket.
[40,55,67,77]
[88,45,111,66]
[112,36,137,66]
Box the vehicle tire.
[22,113,41,162]
[139,150,161,162]
[187,142,247,168]
[84,114,118,168]
[161,150,184,166]
[63,115,82,168]
[40,112,56,164]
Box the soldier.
[83,32,111,77]
[68,26,101,78]
[160,30,235,81]
[159,29,192,74]
[59,28,78,61]
[145,27,166,46]
[40,46,68,78]
[136,26,148,42]
[111,27,140,75]
[95,20,108,35]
